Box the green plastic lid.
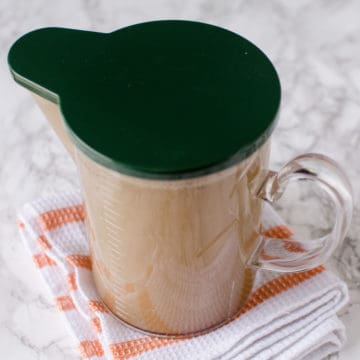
[8,20,281,179]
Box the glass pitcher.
[8,20,353,336]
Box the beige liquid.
[34,95,270,335]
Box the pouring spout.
[33,94,75,158]
[7,27,101,160]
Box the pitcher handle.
[250,153,353,272]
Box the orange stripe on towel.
[56,295,75,311]
[66,254,92,270]
[79,340,104,358]
[17,220,25,228]
[260,250,281,261]
[37,234,52,250]
[88,300,110,314]
[66,272,77,291]
[38,205,85,231]
[284,241,305,253]
[33,253,56,268]
[90,317,102,333]
[262,225,293,239]
[110,337,180,360]
[262,225,305,253]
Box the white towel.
[18,192,348,360]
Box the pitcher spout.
[7,27,94,159]
[33,94,76,158]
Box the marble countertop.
[1,0,360,359]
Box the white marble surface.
[1,0,360,359]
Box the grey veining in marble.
[1,0,360,359]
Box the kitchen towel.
[18,192,348,360]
